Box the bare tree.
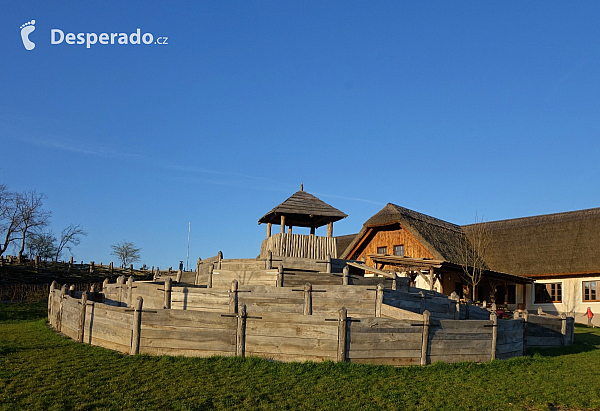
[459,212,490,301]
[0,185,21,257]
[14,190,51,262]
[55,224,87,261]
[27,230,57,260]
[111,240,141,267]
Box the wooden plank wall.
[428,320,493,364]
[497,318,524,359]
[48,288,531,365]
[139,310,237,357]
[212,269,279,288]
[525,314,571,347]
[171,287,230,312]
[384,291,457,320]
[245,312,338,362]
[260,233,338,260]
[347,317,423,365]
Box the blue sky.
[2,1,600,269]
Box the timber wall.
[48,286,530,364]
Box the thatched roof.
[259,189,347,228]
[342,203,466,264]
[471,207,600,277]
[335,233,358,257]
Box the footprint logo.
[20,20,36,50]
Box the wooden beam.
[327,222,333,238]
[346,261,396,279]
[280,215,286,233]
[266,223,272,238]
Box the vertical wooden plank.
[126,276,134,307]
[77,291,88,343]
[48,281,57,321]
[523,310,529,355]
[164,278,172,309]
[229,280,238,314]
[375,283,384,317]
[236,305,247,357]
[337,307,347,362]
[343,266,349,286]
[58,285,66,333]
[266,251,272,269]
[175,269,182,283]
[207,265,214,288]
[421,310,430,366]
[490,311,497,361]
[277,264,284,287]
[217,251,223,270]
[326,254,331,274]
[116,276,125,307]
[560,313,567,346]
[130,296,143,355]
[304,283,313,315]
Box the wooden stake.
[303,283,312,315]
[229,280,238,314]
[130,296,143,355]
[77,292,88,343]
[490,311,497,361]
[375,283,384,317]
[421,310,431,366]
[337,307,347,362]
[126,276,134,307]
[208,265,213,288]
[236,305,247,357]
[48,281,57,320]
[342,266,349,286]
[164,278,172,309]
[560,313,567,346]
[277,264,284,287]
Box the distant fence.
[260,233,338,260]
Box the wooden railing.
[260,233,338,259]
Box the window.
[376,246,387,255]
[583,281,599,302]
[507,284,516,304]
[534,283,562,303]
[393,245,404,257]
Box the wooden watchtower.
[258,185,347,259]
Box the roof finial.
[300,183,304,191]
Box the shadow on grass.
[0,301,47,322]
[527,324,600,357]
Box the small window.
[583,281,599,302]
[534,283,562,303]
[507,284,516,304]
[393,245,404,257]
[376,246,387,255]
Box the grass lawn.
[1,302,599,410]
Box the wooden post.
[266,251,272,270]
[116,276,125,307]
[560,313,567,346]
[69,284,75,297]
[421,310,431,366]
[327,222,333,238]
[130,296,143,355]
[229,280,238,314]
[58,285,66,333]
[326,254,331,274]
[280,215,286,233]
[310,226,315,235]
[429,267,435,291]
[288,225,292,234]
[109,261,113,274]
[537,307,543,315]
[69,256,74,265]
[342,265,349,286]
[491,302,497,313]
[164,278,172,309]
[217,251,223,269]
[126,276,134,307]
[77,292,88,343]
[337,307,347,362]
[303,283,312,315]
[130,264,133,273]
[375,283,384,317]
[90,261,94,274]
[266,222,272,238]
[392,273,397,291]
[48,281,57,320]
[208,265,214,288]
[236,305,247,357]
[490,311,497,361]
[277,264,284,287]
[175,269,182,283]
[523,310,529,355]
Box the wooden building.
[340,203,532,310]
[258,186,347,259]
